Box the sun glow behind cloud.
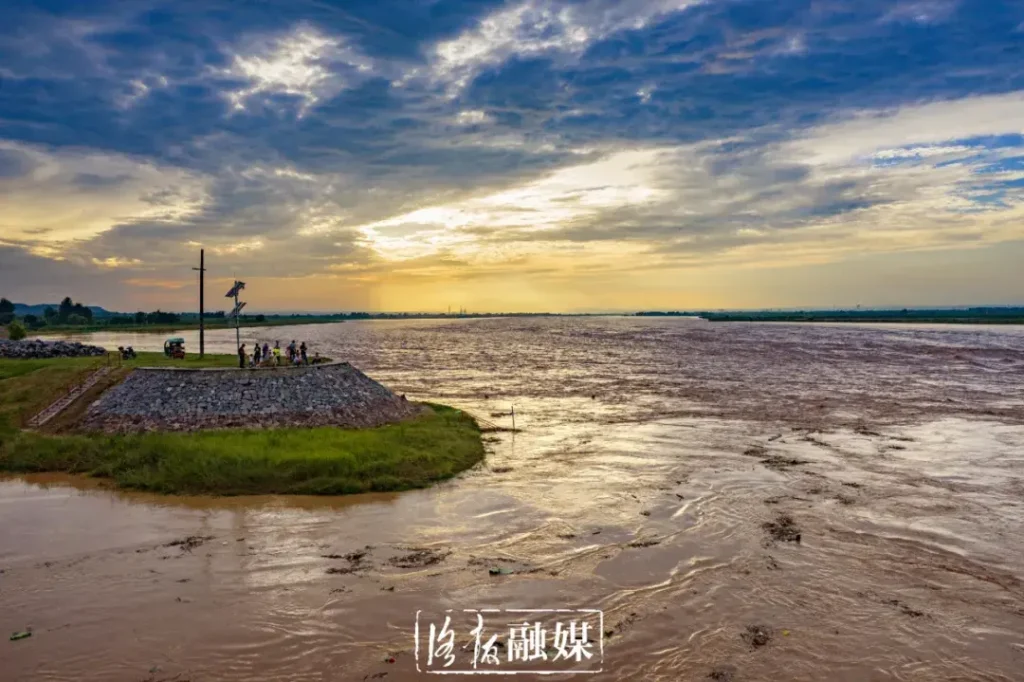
[1,0,1024,311]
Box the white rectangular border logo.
[415,608,605,675]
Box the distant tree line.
[1,296,95,328]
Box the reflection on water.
[5,318,1024,681]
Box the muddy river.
[3,318,1023,681]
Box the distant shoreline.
[710,316,1024,324]
[18,310,1024,336]
[638,311,1024,324]
[26,312,573,336]
[34,317,345,336]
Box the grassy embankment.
[0,352,484,495]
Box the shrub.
[7,320,27,340]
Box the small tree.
[7,320,27,340]
[22,314,42,329]
[58,296,74,323]
[0,298,13,315]
[66,313,88,325]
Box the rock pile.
[0,339,107,359]
[81,362,425,433]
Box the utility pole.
[192,249,206,357]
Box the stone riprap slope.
[1,339,107,359]
[81,362,425,433]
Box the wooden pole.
[192,249,206,358]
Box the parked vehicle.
[163,337,186,359]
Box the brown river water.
[3,317,1024,681]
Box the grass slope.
[0,353,483,495]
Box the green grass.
[117,351,239,369]
[0,352,236,427]
[0,354,484,496]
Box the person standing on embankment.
[238,344,246,369]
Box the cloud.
[1,0,1024,311]
[219,24,374,114]
[0,141,209,248]
[783,92,1024,166]
[428,0,706,94]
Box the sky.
[1,0,1023,313]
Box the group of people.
[238,340,316,368]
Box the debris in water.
[164,535,214,552]
[604,612,640,639]
[640,510,651,517]
[762,514,801,543]
[492,466,513,473]
[708,666,736,681]
[628,538,661,548]
[10,630,31,641]
[489,567,514,575]
[741,624,773,648]
[388,549,449,568]
[743,445,767,457]
[760,455,809,471]
[883,598,926,618]
[763,495,810,505]
[326,566,361,575]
